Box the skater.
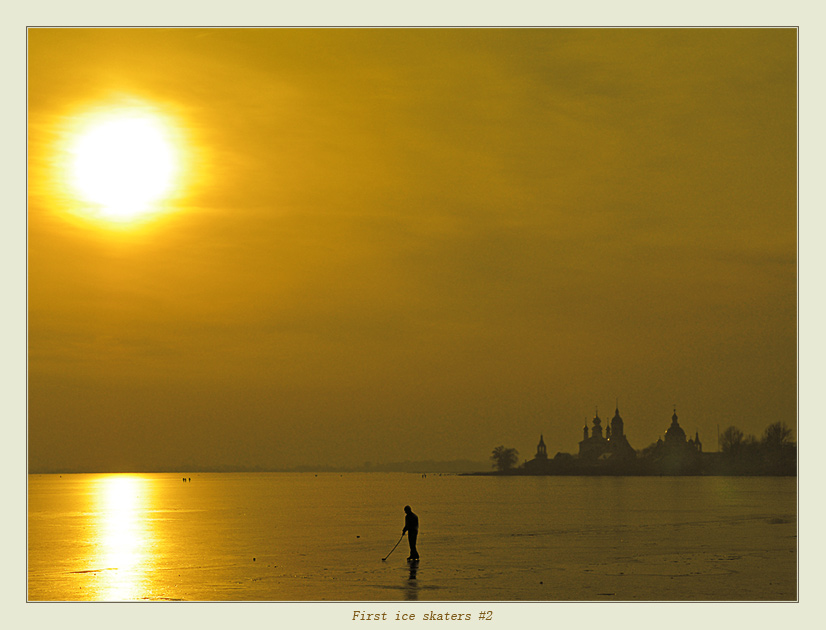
[402,505,419,561]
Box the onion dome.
[665,407,686,443]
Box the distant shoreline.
[27,468,796,477]
[463,470,797,477]
[26,460,490,475]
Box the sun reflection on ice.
[89,475,153,600]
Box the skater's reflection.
[405,563,419,601]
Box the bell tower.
[611,405,624,439]
[536,434,548,460]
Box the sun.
[68,110,181,222]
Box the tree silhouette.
[719,426,744,455]
[760,421,795,474]
[491,445,519,472]
[762,422,793,448]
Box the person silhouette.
[402,505,420,561]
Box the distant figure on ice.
[402,505,420,561]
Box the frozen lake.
[27,472,797,601]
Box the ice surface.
[27,473,796,601]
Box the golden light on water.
[90,475,152,601]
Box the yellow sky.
[27,28,796,472]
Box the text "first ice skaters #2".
[352,611,479,621]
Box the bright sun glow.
[69,111,180,222]
[92,475,152,600]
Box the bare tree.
[762,422,793,448]
[719,426,744,455]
